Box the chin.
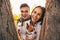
[33,21,36,23]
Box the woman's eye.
[38,13,40,16]
[34,11,36,14]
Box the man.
[17,3,30,40]
[17,3,30,25]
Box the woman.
[26,6,45,40]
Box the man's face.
[20,7,30,19]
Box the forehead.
[34,8,42,13]
[20,7,29,10]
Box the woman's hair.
[31,6,46,25]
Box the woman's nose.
[34,14,37,17]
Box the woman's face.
[31,7,43,23]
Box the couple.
[17,3,45,40]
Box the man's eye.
[21,11,23,12]
[25,10,28,13]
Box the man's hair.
[20,3,29,8]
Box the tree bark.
[0,0,18,40]
[40,0,60,40]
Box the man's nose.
[23,12,26,14]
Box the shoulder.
[17,17,23,23]
[35,22,42,27]
[16,22,21,27]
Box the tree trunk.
[40,0,60,40]
[0,0,18,40]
